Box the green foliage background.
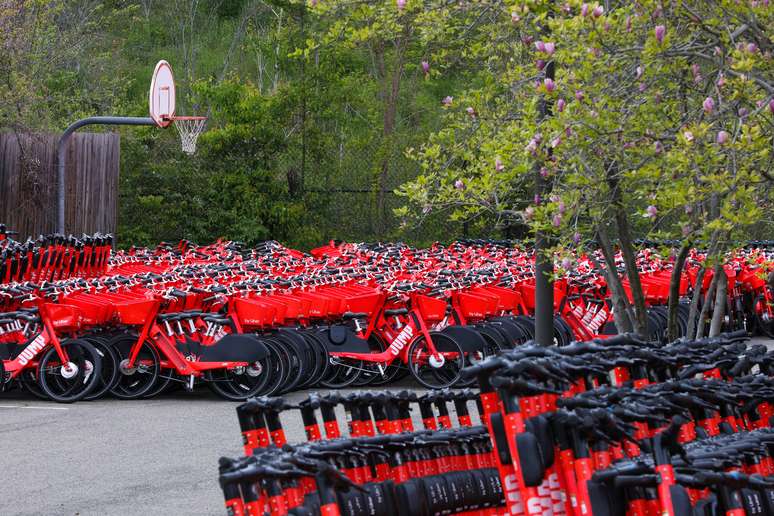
[1,0,482,249]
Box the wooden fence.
[0,132,120,240]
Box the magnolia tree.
[398,0,774,338]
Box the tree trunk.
[708,266,728,337]
[375,48,405,234]
[686,265,707,339]
[606,164,648,336]
[595,226,634,332]
[666,242,691,341]
[695,264,721,339]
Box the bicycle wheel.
[82,336,120,401]
[207,361,270,401]
[260,338,288,396]
[407,333,464,389]
[19,368,49,400]
[353,334,401,386]
[141,369,175,399]
[37,339,102,403]
[270,333,305,394]
[319,357,364,389]
[299,331,330,387]
[276,329,314,390]
[110,334,160,400]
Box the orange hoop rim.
[166,115,207,122]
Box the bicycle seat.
[342,311,367,320]
[384,308,408,317]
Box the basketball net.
[173,116,207,155]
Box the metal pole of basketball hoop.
[56,116,156,234]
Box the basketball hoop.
[171,116,207,155]
[149,60,208,155]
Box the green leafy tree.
[400,0,774,337]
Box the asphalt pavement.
[1,337,772,516]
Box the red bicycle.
[324,290,469,389]
[0,303,102,402]
[109,295,271,400]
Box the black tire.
[353,334,402,386]
[82,337,120,401]
[407,333,464,389]
[37,339,102,403]
[270,332,306,394]
[259,338,288,396]
[319,357,364,389]
[206,361,270,401]
[299,331,330,387]
[19,368,50,400]
[141,369,175,399]
[110,335,161,400]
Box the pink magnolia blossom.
[636,66,643,78]
[592,5,604,17]
[551,136,562,148]
[638,83,647,92]
[524,207,535,220]
[625,16,632,32]
[511,12,520,23]
[396,0,406,10]
[575,90,584,101]
[535,41,546,52]
[556,98,566,112]
[544,42,556,55]
[581,3,589,16]
[454,179,465,190]
[747,42,758,54]
[739,107,749,118]
[310,0,317,6]
[716,74,726,87]
[655,25,666,44]
[421,61,430,74]
[703,97,715,114]
[654,141,664,153]
[561,257,572,269]
[552,214,563,227]
[683,131,694,143]
[645,205,658,219]
[572,232,581,245]
[769,99,774,114]
[442,96,453,106]
[716,130,729,145]
[534,194,541,205]
[495,157,504,171]
[536,59,546,71]
[540,167,549,178]
[466,106,476,117]
[544,78,556,92]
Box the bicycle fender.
[439,326,487,353]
